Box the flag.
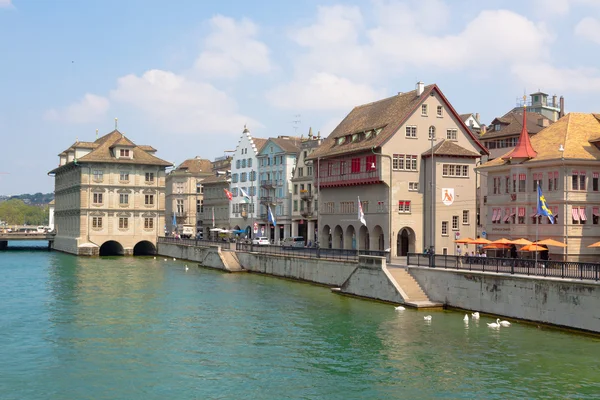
[537,184,555,224]
[239,187,250,203]
[224,188,233,201]
[212,207,215,228]
[358,196,366,225]
[172,212,177,228]
[268,205,276,227]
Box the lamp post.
[559,144,568,261]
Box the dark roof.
[175,157,213,174]
[109,135,136,148]
[201,174,229,185]
[421,140,481,158]
[308,84,487,160]
[253,138,268,152]
[459,113,473,122]
[481,110,552,140]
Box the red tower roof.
[502,105,537,160]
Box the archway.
[396,227,416,256]
[99,240,124,256]
[133,241,156,256]
[333,225,343,249]
[245,225,252,239]
[344,225,356,249]
[371,225,384,251]
[358,225,369,250]
[321,225,332,248]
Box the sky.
[2,0,600,195]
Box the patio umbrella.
[509,238,532,246]
[468,238,492,245]
[454,237,474,244]
[491,238,513,245]
[588,241,600,248]
[535,238,567,247]
[483,243,512,250]
[520,244,547,252]
[209,228,223,232]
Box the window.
[93,170,103,182]
[232,174,238,183]
[351,158,361,173]
[437,105,443,117]
[240,172,246,182]
[119,217,128,229]
[533,173,542,191]
[119,171,129,181]
[293,200,298,212]
[340,201,356,214]
[294,184,298,195]
[145,194,154,205]
[144,218,154,229]
[405,126,417,138]
[119,149,130,157]
[594,207,599,225]
[392,154,404,170]
[196,184,202,194]
[307,166,313,176]
[441,221,448,236]
[594,172,599,191]
[408,182,418,191]
[175,182,184,194]
[505,176,510,193]
[377,201,386,212]
[548,172,553,191]
[300,200,305,211]
[428,126,436,140]
[518,173,526,192]
[572,207,587,224]
[398,200,411,213]
[242,159,247,168]
[518,207,525,224]
[452,216,459,230]
[176,199,184,214]
[119,194,128,205]
[93,193,103,204]
[512,174,517,193]
[366,155,376,171]
[442,164,469,177]
[421,104,428,116]
[196,199,201,213]
[462,210,469,225]
[323,202,335,213]
[145,172,154,183]
[446,129,457,140]
[298,167,304,177]
[92,217,102,228]
[236,160,241,169]
[580,172,586,191]
[248,158,252,168]
[572,171,579,190]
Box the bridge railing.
[158,236,232,250]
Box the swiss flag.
[224,188,233,201]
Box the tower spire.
[502,95,537,160]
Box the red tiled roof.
[501,107,537,160]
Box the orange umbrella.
[483,243,511,250]
[455,237,474,244]
[520,244,547,252]
[587,241,600,248]
[510,238,532,246]
[468,237,492,245]
[535,238,567,247]
[491,238,513,245]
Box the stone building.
[201,172,231,240]
[49,129,171,256]
[308,82,487,257]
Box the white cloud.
[575,17,600,44]
[511,63,600,92]
[0,0,12,8]
[267,72,384,110]
[194,15,272,79]
[532,0,600,17]
[44,93,110,124]
[110,69,258,133]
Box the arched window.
[428,126,436,140]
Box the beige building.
[49,129,171,256]
[165,157,213,236]
[308,82,487,257]
[201,172,231,239]
[291,128,322,245]
[479,112,600,262]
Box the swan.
[472,312,480,320]
[487,318,501,328]
[173,258,176,261]
[395,306,406,311]
[463,314,469,322]
[164,258,167,261]
[499,320,511,327]
[424,315,432,321]
[153,257,156,260]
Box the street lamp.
[559,144,568,261]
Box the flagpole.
[536,182,539,268]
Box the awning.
[571,208,580,221]
[518,208,525,217]
[594,172,599,179]
[492,209,498,221]
[579,207,587,221]
[504,214,511,222]
[593,207,599,217]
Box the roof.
[200,174,229,185]
[308,84,487,160]
[501,107,537,160]
[479,113,600,169]
[421,139,480,158]
[253,138,268,152]
[50,130,171,173]
[459,113,473,122]
[260,136,302,154]
[481,110,552,140]
[109,135,136,148]
[174,157,213,174]
[138,145,156,152]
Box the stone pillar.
[284,223,291,239]
[307,220,315,242]
[291,221,299,237]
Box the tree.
[0,199,48,225]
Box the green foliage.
[0,199,48,225]
[7,192,54,205]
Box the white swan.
[173,258,176,261]
[153,257,156,260]
[185,265,189,271]
[394,306,406,311]
[487,318,501,328]
[499,320,511,327]
[472,312,480,320]
[463,314,469,322]
[164,258,167,261]
[424,315,432,321]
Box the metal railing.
[158,236,232,250]
[407,253,600,281]
[236,242,390,262]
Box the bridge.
[0,233,55,250]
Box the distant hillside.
[0,192,54,205]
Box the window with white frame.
[446,129,457,140]
[145,172,154,183]
[92,217,102,228]
[462,210,469,225]
[442,164,469,177]
[405,126,417,138]
[93,193,103,204]
[176,199,184,213]
[93,170,104,182]
[452,215,459,230]
[428,126,436,140]
[119,171,129,181]
[398,200,411,213]
[441,221,448,236]
[119,217,128,229]
[144,218,154,229]
[408,182,419,191]
[421,104,428,116]
[437,105,443,117]
[119,193,128,205]
[145,194,154,205]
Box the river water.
[1,246,599,399]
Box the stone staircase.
[387,267,441,308]
[219,250,243,272]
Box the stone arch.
[133,240,156,256]
[397,227,416,256]
[344,225,356,249]
[358,225,369,250]
[321,224,332,248]
[371,225,385,251]
[333,225,343,249]
[99,240,124,256]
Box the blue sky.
[2,0,600,195]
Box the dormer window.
[120,149,130,157]
[495,124,501,131]
[336,137,345,146]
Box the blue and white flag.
[537,184,555,224]
[239,187,250,203]
[268,205,277,227]
[358,196,366,225]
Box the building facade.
[201,172,231,239]
[308,82,487,257]
[479,111,600,262]
[290,128,322,245]
[229,126,266,238]
[165,157,213,236]
[256,136,301,243]
[49,130,171,256]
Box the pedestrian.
[457,245,463,267]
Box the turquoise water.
[1,246,599,399]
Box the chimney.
[552,94,558,108]
[559,96,565,118]
[416,81,424,96]
[475,113,480,123]
[538,118,550,128]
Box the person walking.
[457,245,463,267]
